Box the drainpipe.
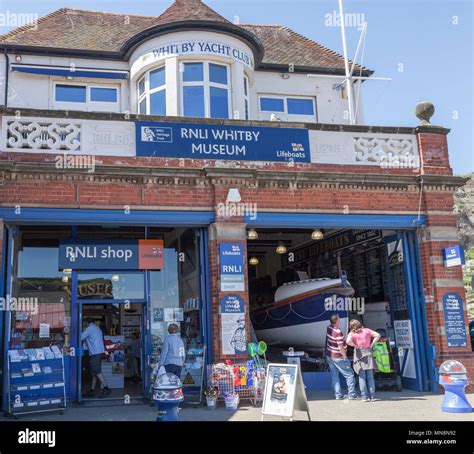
[3,49,9,107]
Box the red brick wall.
[1,127,471,388]
[417,129,452,175]
[208,224,250,363]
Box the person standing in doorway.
[325,314,357,400]
[130,331,142,383]
[346,319,381,402]
[159,323,185,378]
[81,318,112,398]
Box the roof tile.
[0,1,371,73]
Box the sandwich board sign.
[261,363,311,421]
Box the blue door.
[383,233,431,391]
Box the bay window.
[181,62,230,119]
[137,66,166,116]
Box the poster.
[442,293,467,348]
[393,320,414,349]
[164,308,184,322]
[39,323,50,339]
[219,243,245,292]
[220,295,246,355]
[262,364,297,417]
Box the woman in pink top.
[346,320,381,401]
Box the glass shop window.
[9,227,72,351]
[147,228,202,365]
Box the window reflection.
[148,228,201,364]
[10,227,72,350]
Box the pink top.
[346,328,380,349]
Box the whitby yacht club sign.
[136,121,311,163]
[136,40,254,69]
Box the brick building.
[0,0,470,412]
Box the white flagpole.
[338,0,354,124]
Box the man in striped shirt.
[326,314,357,400]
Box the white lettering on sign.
[65,246,133,262]
[149,40,254,68]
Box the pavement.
[6,390,474,422]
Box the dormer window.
[137,66,166,116]
[181,62,230,119]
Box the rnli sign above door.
[58,240,164,270]
[136,121,311,163]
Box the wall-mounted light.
[247,229,258,240]
[275,242,287,254]
[111,275,120,282]
[280,73,290,80]
[311,229,324,241]
[249,256,259,266]
[15,55,22,63]
[63,269,72,274]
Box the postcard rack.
[6,348,67,418]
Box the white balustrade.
[5,119,81,151]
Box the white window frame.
[180,61,231,119]
[258,94,317,122]
[137,66,166,116]
[243,75,250,120]
[53,81,120,112]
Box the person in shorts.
[81,317,111,398]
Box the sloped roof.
[154,0,231,25]
[0,0,371,75]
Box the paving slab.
[5,390,474,422]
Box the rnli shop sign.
[59,240,164,270]
[220,243,245,292]
[136,121,311,163]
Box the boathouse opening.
[247,227,431,392]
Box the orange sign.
[138,240,164,270]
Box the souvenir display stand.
[207,360,266,406]
[6,347,67,418]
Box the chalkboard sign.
[261,363,311,421]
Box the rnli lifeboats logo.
[138,240,164,270]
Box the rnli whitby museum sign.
[59,240,164,270]
[136,121,311,163]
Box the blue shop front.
[0,210,214,412]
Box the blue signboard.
[442,293,467,348]
[442,245,465,268]
[219,243,245,292]
[221,294,245,313]
[58,240,164,270]
[220,295,246,355]
[135,121,310,163]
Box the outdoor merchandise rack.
[207,361,266,406]
[6,347,66,418]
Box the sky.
[0,0,472,175]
